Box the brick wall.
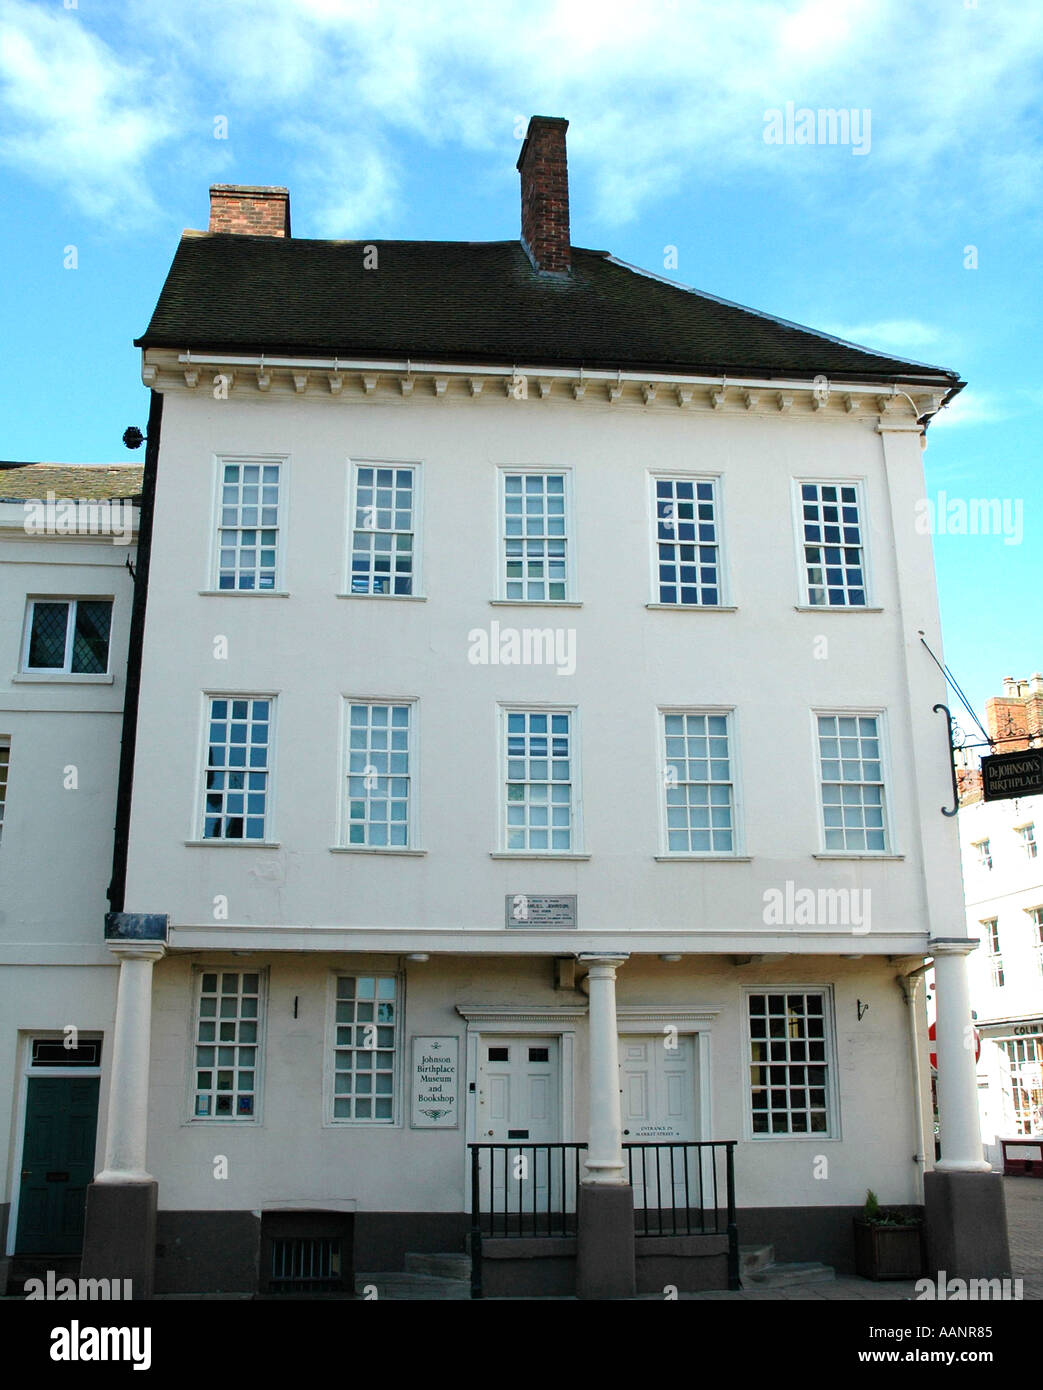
[517,117,570,273]
[209,186,291,237]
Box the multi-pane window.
[974,838,993,870]
[1002,1037,1043,1135]
[817,714,887,852]
[22,598,112,674]
[0,740,8,846]
[748,992,831,1136]
[505,710,573,851]
[799,482,866,606]
[1029,908,1043,974]
[217,460,280,590]
[203,698,272,840]
[662,712,734,853]
[503,473,568,601]
[350,464,416,595]
[983,918,1004,987]
[331,975,397,1121]
[192,971,262,1119]
[1018,824,1038,858]
[653,477,720,605]
[345,702,412,847]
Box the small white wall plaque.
[505,894,577,928]
[410,1036,459,1128]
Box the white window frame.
[497,703,582,855]
[20,596,114,676]
[973,837,993,870]
[1017,823,1038,859]
[743,986,840,1141]
[344,459,423,597]
[812,707,892,855]
[656,706,743,857]
[1027,908,1043,975]
[323,969,404,1126]
[208,454,289,593]
[792,478,872,608]
[647,472,728,607]
[187,966,267,1123]
[496,467,576,603]
[338,697,419,850]
[197,693,278,843]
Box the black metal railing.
[469,1142,586,1299]
[468,1138,739,1297]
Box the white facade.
[0,481,138,1274]
[960,788,1043,1160]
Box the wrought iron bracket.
[933,703,959,816]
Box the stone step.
[739,1244,775,1275]
[746,1261,835,1288]
[356,1271,471,1301]
[403,1252,471,1282]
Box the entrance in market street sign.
[981,748,1043,802]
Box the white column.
[95,943,165,1184]
[930,938,990,1173]
[582,955,627,1184]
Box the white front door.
[477,1038,563,1225]
[618,1034,701,1210]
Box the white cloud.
[280,120,398,237]
[822,319,943,352]
[0,0,179,225]
[2,0,1041,239]
[929,390,1000,429]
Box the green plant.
[861,1188,921,1227]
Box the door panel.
[477,1038,563,1223]
[16,1077,100,1254]
[618,1035,700,1210]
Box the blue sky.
[0,0,1040,723]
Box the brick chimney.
[985,671,1043,751]
[208,185,291,237]
[517,117,570,273]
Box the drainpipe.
[107,388,163,913]
[897,960,932,1204]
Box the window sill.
[330,846,427,856]
[654,854,752,862]
[812,852,904,860]
[336,593,427,602]
[489,852,591,860]
[646,604,737,613]
[198,590,290,598]
[794,605,883,614]
[184,839,282,849]
[490,600,583,608]
[12,672,114,684]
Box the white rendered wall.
[124,389,964,956]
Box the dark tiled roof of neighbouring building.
[136,235,962,389]
[0,463,144,501]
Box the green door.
[15,1076,99,1254]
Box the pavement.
[351,1176,1043,1301]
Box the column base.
[80,1179,158,1300]
[576,1183,635,1299]
[924,1170,1011,1281]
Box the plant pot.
[853,1219,924,1280]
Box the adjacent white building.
[957,675,1043,1166]
[0,463,140,1292]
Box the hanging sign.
[981,749,1043,802]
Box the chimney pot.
[209,185,291,237]
[517,116,571,274]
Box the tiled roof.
[0,463,144,501]
[136,235,961,389]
